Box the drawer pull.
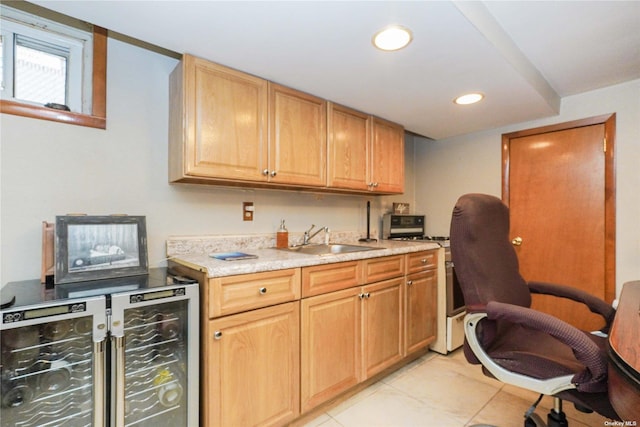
[214,331,223,340]
[259,287,268,295]
[421,259,427,264]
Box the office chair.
[449,193,619,426]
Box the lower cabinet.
[301,287,362,412]
[301,277,404,412]
[176,250,437,426]
[205,301,300,427]
[362,278,404,378]
[405,269,437,354]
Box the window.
[0,4,106,128]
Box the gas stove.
[388,235,450,247]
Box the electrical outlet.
[243,202,254,221]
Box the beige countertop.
[168,239,440,278]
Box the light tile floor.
[303,350,613,427]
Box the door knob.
[511,236,523,246]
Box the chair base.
[524,396,569,427]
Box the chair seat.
[485,323,604,381]
[476,322,618,419]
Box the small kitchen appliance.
[382,214,425,239]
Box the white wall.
[414,79,640,295]
[0,39,397,285]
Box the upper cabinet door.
[370,117,405,194]
[173,55,268,181]
[327,103,370,191]
[269,83,327,187]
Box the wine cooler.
[0,269,198,427]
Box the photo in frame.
[55,215,148,284]
[392,203,410,214]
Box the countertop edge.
[169,241,441,278]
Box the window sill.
[1,99,106,129]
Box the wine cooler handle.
[93,339,106,427]
[114,335,126,427]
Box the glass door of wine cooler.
[0,296,107,427]
[110,284,198,427]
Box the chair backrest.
[450,193,531,310]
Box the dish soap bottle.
[276,220,288,249]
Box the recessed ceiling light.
[454,93,484,105]
[372,26,413,51]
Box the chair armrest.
[528,281,615,331]
[485,301,608,392]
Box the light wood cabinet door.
[269,83,327,186]
[170,55,268,182]
[362,278,404,379]
[327,103,370,191]
[301,288,362,412]
[206,302,300,427]
[405,269,438,354]
[370,117,404,193]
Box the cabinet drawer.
[209,269,301,318]
[362,255,405,283]
[406,250,438,274]
[302,261,362,297]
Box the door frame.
[501,113,616,302]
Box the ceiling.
[32,1,640,140]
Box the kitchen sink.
[277,243,384,256]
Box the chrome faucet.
[303,224,328,245]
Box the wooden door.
[207,302,300,427]
[362,278,404,379]
[182,55,268,181]
[405,269,437,354]
[327,103,370,191]
[503,114,616,331]
[269,83,326,186]
[300,288,362,412]
[370,117,404,194]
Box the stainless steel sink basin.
[277,243,384,256]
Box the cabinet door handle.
[262,169,269,176]
[373,182,379,188]
[365,292,370,299]
[214,331,223,340]
[407,280,413,286]
[259,287,267,295]
[270,170,277,177]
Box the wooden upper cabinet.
[327,103,370,191]
[371,117,405,193]
[269,83,327,186]
[328,104,404,194]
[169,55,268,183]
[169,55,403,193]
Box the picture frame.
[392,203,410,214]
[55,215,148,284]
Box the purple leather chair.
[450,194,619,426]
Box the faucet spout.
[303,225,328,245]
